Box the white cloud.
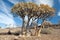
[8,0,54,7]
[24,0,33,2]
[8,0,20,4]
[58,11,60,16]
[0,13,17,28]
[59,0,60,3]
[34,0,54,7]
[8,0,33,4]
[0,1,13,18]
[0,1,17,28]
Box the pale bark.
[21,18,25,35]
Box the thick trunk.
[35,18,38,36]
[25,18,30,35]
[32,18,38,36]
[21,18,25,35]
[38,19,45,36]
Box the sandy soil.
[0,29,60,40]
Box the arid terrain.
[0,28,60,40]
[41,29,60,40]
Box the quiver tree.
[31,4,55,36]
[11,2,39,35]
[40,4,55,27]
[37,4,55,36]
[25,2,39,34]
[11,2,26,34]
[11,2,55,36]
[11,2,27,35]
[36,4,55,27]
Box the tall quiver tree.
[25,2,39,34]
[40,4,55,27]
[11,2,39,35]
[11,2,27,35]
[37,4,55,36]
[11,2,55,36]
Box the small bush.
[8,30,11,35]
[41,28,52,34]
[13,31,20,36]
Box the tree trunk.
[25,18,30,36]
[32,18,38,36]
[38,19,45,36]
[21,18,25,35]
[35,18,38,36]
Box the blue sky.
[0,0,60,28]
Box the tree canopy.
[11,2,55,36]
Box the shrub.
[41,28,52,34]
[13,31,20,36]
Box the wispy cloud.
[0,0,17,28]
[59,0,60,3]
[0,12,16,27]
[58,11,60,16]
[8,0,20,4]
[8,0,33,4]
[8,0,54,7]
[33,0,54,7]
[0,1,13,18]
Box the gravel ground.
[0,29,60,40]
